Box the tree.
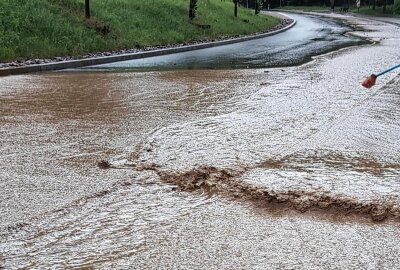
[234,0,239,17]
[85,0,90,18]
[255,0,261,14]
[189,0,198,19]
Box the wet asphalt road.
[84,13,368,71]
[1,12,400,269]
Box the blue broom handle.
[377,63,400,77]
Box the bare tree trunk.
[234,1,238,17]
[85,0,90,18]
[189,0,197,19]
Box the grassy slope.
[0,0,280,61]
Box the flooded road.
[84,13,368,71]
[1,13,400,269]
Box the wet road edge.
[0,13,296,77]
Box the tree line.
[83,0,263,20]
[190,0,397,17]
[83,0,398,21]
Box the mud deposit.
[1,13,400,270]
[119,163,399,222]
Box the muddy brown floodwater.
[1,13,400,269]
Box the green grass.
[0,0,280,61]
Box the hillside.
[0,0,280,61]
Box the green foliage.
[351,5,399,16]
[0,0,108,60]
[0,0,280,61]
[395,0,400,14]
[255,0,262,14]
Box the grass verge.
[0,0,280,62]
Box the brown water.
[0,69,250,228]
[1,14,400,269]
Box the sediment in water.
[126,162,400,222]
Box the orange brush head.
[361,74,377,88]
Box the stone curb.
[0,14,296,77]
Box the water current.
[83,14,368,71]
[1,13,400,269]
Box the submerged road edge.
[0,13,296,77]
